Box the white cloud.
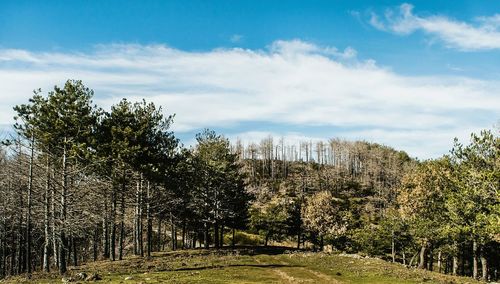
[370,3,500,51]
[230,34,244,43]
[270,40,357,59]
[0,41,498,158]
[369,12,386,31]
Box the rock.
[339,253,363,259]
[85,273,102,281]
[76,272,87,280]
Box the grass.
[2,247,481,284]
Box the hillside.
[3,247,481,284]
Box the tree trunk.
[93,225,98,262]
[181,221,186,250]
[67,237,71,269]
[146,181,152,257]
[42,154,51,272]
[214,223,219,249]
[1,233,5,277]
[409,252,418,268]
[110,184,116,261]
[452,242,458,275]
[418,240,427,269]
[391,230,395,263]
[119,171,126,260]
[72,237,77,266]
[472,239,478,279]
[220,224,224,248]
[134,175,143,256]
[102,201,109,259]
[437,250,442,273]
[52,175,59,269]
[204,222,209,249]
[460,245,465,275]
[59,140,68,274]
[26,135,34,274]
[444,255,449,274]
[428,244,434,271]
[16,213,24,274]
[480,246,487,280]
[134,179,139,255]
[157,218,162,252]
[10,232,15,276]
[138,175,144,257]
[232,228,236,249]
[171,215,176,251]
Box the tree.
[398,159,452,270]
[13,80,99,274]
[302,190,349,250]
[96,99,178,258]
[249,195,289,246]
[193,129,249,248]
[449,130,499,280]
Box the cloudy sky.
[1,0,499,158]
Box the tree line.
[0,80,498,281]
[240,132,498,280]
[0,80,249,276]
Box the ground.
[2,247,481,283]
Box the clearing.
[2,247,481,284]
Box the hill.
[3,247,481,284]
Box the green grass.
[2,247,481,283]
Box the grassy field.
[2,247,481,284]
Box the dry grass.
[1,247,482,284]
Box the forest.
[0,80,498,281]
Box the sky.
[0,0,499,158]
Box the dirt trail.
[298,267,342,284]
[254,256,304,283]
[255,256,342,283]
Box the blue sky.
[0,0,499,158]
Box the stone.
[76,272,87,280]
[85,273,102,281]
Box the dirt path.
[255,256,342,283]
[254,256,305,283]
[297,267,342,284]
[273,269,303,283]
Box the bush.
[223,231,263,246]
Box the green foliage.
[223,231,263,246]
[249,195,290,244]
[302,190,349,238]
[193,129,251,230]
[449,130,499,243]
[14,79,99,159]
[398,158,452,244]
